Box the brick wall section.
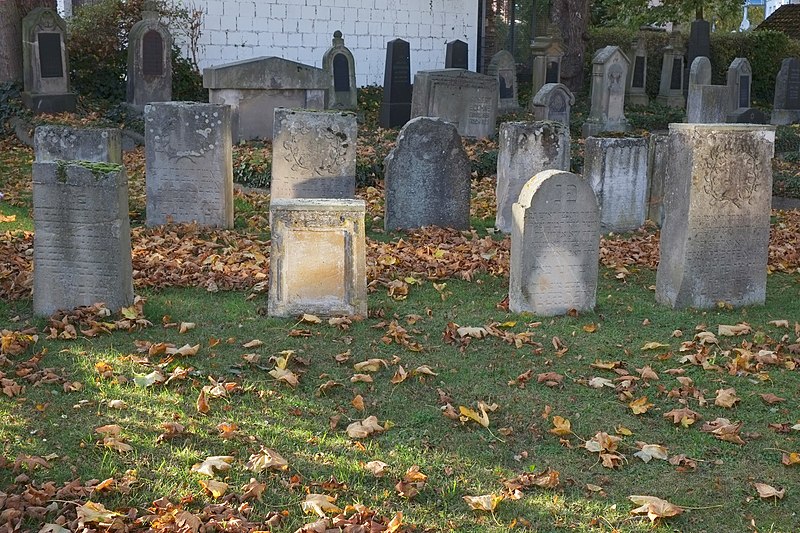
[178,0,479,87]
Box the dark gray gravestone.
[333,55,350,91]
[142,31,164,76]
[632,57,645,88]
[384,117,470,231]
[445,40,468,69]
[772,57,800,125]
[685,19,711,95]
[546,60,560,83]
[38,33,63,78]
[670,58,683,90]
[379,39,412,128]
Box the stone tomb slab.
[271,108,357,200]
[509,170,600,315]
[145,102,233,228]
[32,161,133,316]
[268,199,366,317]
[656,124,775,309]
[34,126,122,164]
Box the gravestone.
[145,102,233,228]
[379,39,412,128]
[269,199,367,317]
[21,8,76,113]
[271,108,357,200]
[626,39,649,106]
[584,136,649,232]
[495,121,570,234]
[509,170,600,315]
[127,6,172,111]
[487,50,519,112]
[531,83,574,128]
[530,36,564,98]
[771,58,800,125]
[582,46,631,137]
[445,39,469,69]
[384,117,470,231]
[203,57,330,141]
[410,69,498,139]
[322,31,357,110]
[32,161,133,316]
[656,124,775,309]
[685,18,711,96]
[34,126,122,164]
[686,57,730,123]
[726,58,764,123]
[646,133,668,227]
[656,32,685,108]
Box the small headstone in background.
[626,39,649,106]
[487,50,519,112]
[582,46,631,137]
[127,6,172,111]
[726,58,764,123]
[34,126,122,164]
[145,102,233,228]
[21,7,76,113]
[529,35,564,98]
[584,136,649,232]
[686,56,730,123]
[384,117,470,231]
[656,124,775,309]
[32,161,133,316]
[531,83,574,128]
[771,57,800,125]
[269,199,367,317]
[646,133,669,227]
[509,170,600,315]
[495,121,570,234]
[445,39,469,69]
[271,108,357,200]
[379,39,412,128]
[656,32,685,108]
[410,69,498,139]
[322,31,357,110]
[685,18,711,96]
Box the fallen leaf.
[353,358,388,372]
[242,339,263,348]
[107,399,128,410]
[629,495,683,522]
[641,342,670,351]
[365,460,389,477]
[269,367,299,388]
[199,479,228,498]
[245,447,288,472]
[634,443,669,463]
[301,493,341,517]
[760,393,785,404]
[179,322,196,334]
[300,313,322,324]
[629,396,654,415]
[391,365,408,384]
[464,493,503,512]
[351,394,365,411]
[714,388,740,408]
[459,404,490,427]
[718,323,752,336]
[663,407,702,427]
[755,483,785,499]
[76,501,121,524]
[346,416,384,439]
[549,416,572,436]
[191,455,234,477]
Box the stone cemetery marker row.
[127,7,172,110]
[323,31,357,110]
[21,8,76,113]
[379,39,412,128]
[509,170,600,316]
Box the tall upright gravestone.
[127,6,172,111]
[685,18,711,96]
[656,124,775,309]
[379,39,412,128]
[686,57,730,123]
[626,39,648,106]
[509,170,600,316]
[445,40,469,69]
[531,83,574,128]
[21,8,76,113]
[322,31,357,110]
[487,50,519,112]
[772,57,800,125]
[657,32,685,108]
[726,58,765,123]
[582,46,631,137]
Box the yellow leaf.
[76,501,121,525]
[300,313,322,324]
[199,479,228,498]
[781,452,800,466]
[191,455,234,477]
[549,416,572,436]
[714,388,740,408]
[615,425,633,436]
[245,447,288,472]
[386,511,403,533]
[718,323,752,336]
[641,342,670,351]
[269,367,299,388]
[629,495,683,522]
[179,322,196,334]
[364,460,389,477]
[634,443,669,463]
[463,493,503,512]
[629,396,654,415]
[582,323,598,333]
[301,493,341,517]
[391,365,408,384]
[353,358,388,372]
[459,405,490,427]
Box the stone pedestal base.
[771,109,800,125]
[379,102,411,128]
[656,93,685,109]
[22,92,77,114]
[582,118,630,138]
[627,92,649,107]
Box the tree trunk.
[0,0,57,84]
[551,0,590,94]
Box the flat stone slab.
[34,126,122,164]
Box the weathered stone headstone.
[203,57,330,141]
[127,6,172,111]
[34,126,122,164]
[509,170,600,315]
[384,117,470,231]
[322,31,357,110]
[445,39,469,69]
[531,83,574,128]
[771,58,800,125]
[646,133,668,227]
[626,39,649,106]
[32,161,133,316]
[410,69,498,139]
[685,18,711,95]
[271,108,357,200]
[487,50,519,112]
[21,7,76,113]
[495,121,570,234]
[686,57,730,123]
[145,102,233,228]
[656,32,685,108]
[530,36,564,98]
[268,199,366,317]
[726,58,763,123]
[656,124,775,309]
[582,46,631,137]
[584,136,649,232]
[379,39,412,128]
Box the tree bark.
[551,0,590,94]
[0,0,57,84]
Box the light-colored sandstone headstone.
[529,35,564,98]
[656,124,775,309]
[145,102,233,228]
[495,121,570,234]
[584,136,649,232]
[271,108,357,200]
[127,8,172,111]
[582,46,631,137]
[487,50,519,113]
[322,31,357,110]
[268,198,366,317]
[531,83,574,128]
[657,32,685,108]
[626,39,649,107]
[384,117,470,231]
[32,161,133,316]
[686,56,730,123]
[21,7,76,113]
[726,57,765,123]
[772,57,800,125]
[509,169,600,315]
[410,69,498,139]
[34,126,122,164]
[646,133,668,227]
